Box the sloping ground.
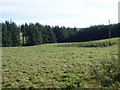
[2,38,120,88]
[56,38,118,47]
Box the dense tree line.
[76,24,120,42]
[1,21,120,47]
[2,21,21,47]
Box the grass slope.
[2,38,120,88]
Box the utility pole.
[109,20,111,46]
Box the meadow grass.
[2,38,120,88]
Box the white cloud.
[0,0,119,27]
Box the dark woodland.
[1,21,120,47]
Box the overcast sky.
[0,0,119,28]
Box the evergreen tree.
[2,21,120,47]
[27,23,42,45]
[2,21,20,47]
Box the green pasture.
[2,38,120,88]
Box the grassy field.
[2,38,120,88]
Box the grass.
[56,38,118,47]
[2,38,120,88]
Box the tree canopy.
[1,21,120,47]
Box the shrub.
[56,39,117,48]
[89,52,120,87]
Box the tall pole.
[109,20,111,46]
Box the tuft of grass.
[56,38,118,47]
[2,37,120,88]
